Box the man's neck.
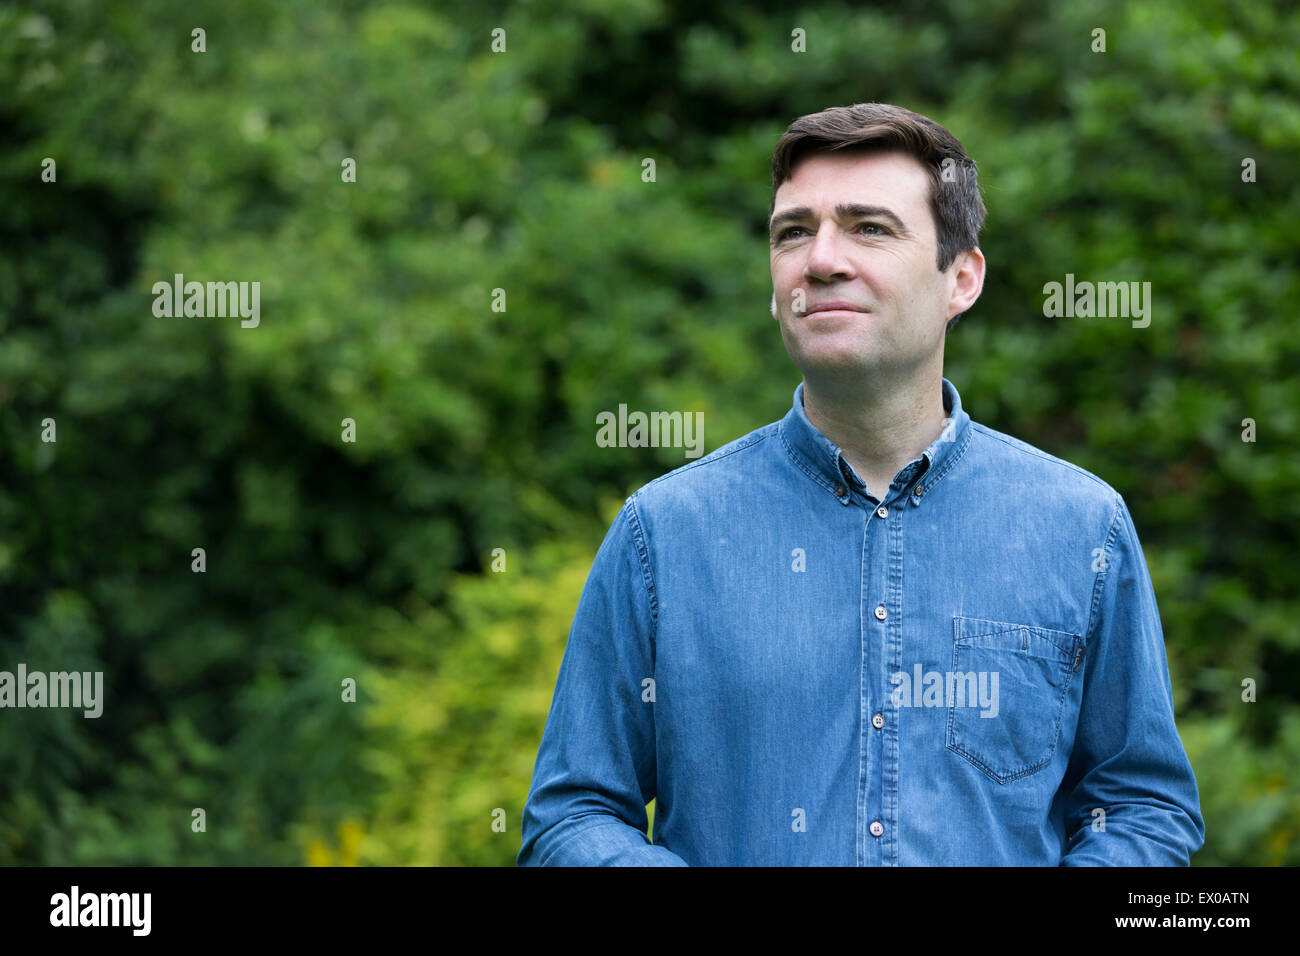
[801,366,949,500]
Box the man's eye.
[776,223,887,241]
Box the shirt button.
[876,505,888,519]
[869,821,884,838]
[914,483,925,497]
[834,482,846,497]
[874,604,887,621]
[871,713,884,729]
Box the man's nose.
[803,224,856,283]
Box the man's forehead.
[774,150,930,216]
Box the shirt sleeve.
[517,496,689,866]
[1059,493,1206,865]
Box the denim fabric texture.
[518,378,1205,866]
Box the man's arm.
[1060,493,1205,865]
[517,497,689,866]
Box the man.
[517,102,1204,866]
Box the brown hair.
[771,103,986,328]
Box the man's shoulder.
[967,419,1124,513]
[625,420,780,511]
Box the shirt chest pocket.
[946,615,1084,784]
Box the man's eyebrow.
[768,203,909,238]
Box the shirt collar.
[777,377,972,504]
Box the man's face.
[769,149,978,380]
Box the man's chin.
[787,338,879,372]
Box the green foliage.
[1,0,1296,864]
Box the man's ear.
[946,247,985,320]
[771,291,778,319]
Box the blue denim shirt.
[518,378,1205,866]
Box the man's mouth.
[805,301,869,317]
